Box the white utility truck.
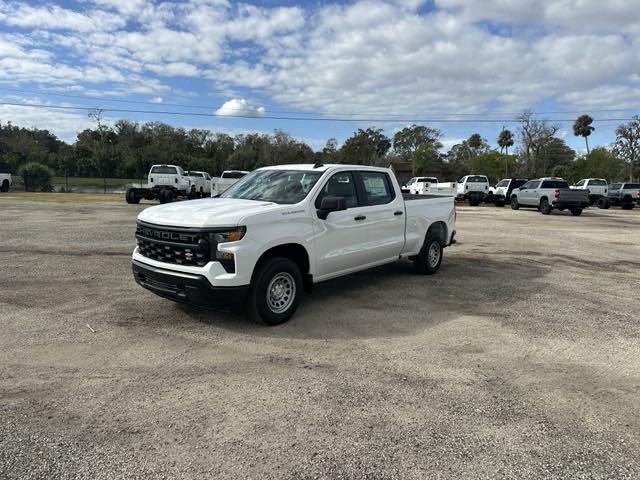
[405,177,457,197]
[211,170,249,197]
[187,171,213,197]
[125,164,194,204]
[0,173,11,192]
[132,164,456,325]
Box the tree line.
[1,110,638,191]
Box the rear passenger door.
[354,170,406,264]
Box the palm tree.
[573,114,595,155]
[497,129,514,176]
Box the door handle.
[394,210,403,216]
[354,215,366,221]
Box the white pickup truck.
[456,175,490,205]
[132,164,456,325]
[125,164,194,204]
[571,178,608,205]
[0,173,11,192]
[211,170,249,197]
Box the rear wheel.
[248,257,302,325]
[159,189,174,204]
[539,198,551,215]
[597,197,610,209]
[570,208,583,216]
[1,179,9,192]
[621,203,634,210]
[495,199,505,207]
[414,232,443,275]
[510,196,520,210]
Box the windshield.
[221,169,323,204]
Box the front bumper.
[132,260,249,308]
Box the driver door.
[312,171,371,280]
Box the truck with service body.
[598,182,640,209]
[187,171,213,197]
[0,172,11,192]
[456,175,490,205]
[211,170,250,197]
[571,178,608,205]
[510,177,589,215]
[125,165,194,204]
[132,164,456,325]
[406,177,456,197]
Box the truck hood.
[137,197,281,228]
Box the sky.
[0,0,639,152]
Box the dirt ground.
[1,196,639,479]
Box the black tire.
[539,198,551,215]
[414,232,443,275]
[495,200,505,207]
[1,179,9,192]
[621,203,634,210]
[159,189,173,204]
[510,196,519,210]
[125,188,140,204]
[570,208,583,216]
[597,197,610,209]
[248,257,302,326]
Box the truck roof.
[257,164,391,173]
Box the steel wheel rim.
[428,242,441,268]
[267,272,295,314]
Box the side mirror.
[519,186,525,190]
[317,196,347,220]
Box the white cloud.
[215,98,266,117]
[150,96,163,104]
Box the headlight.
[210,227,246,244]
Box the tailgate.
[559,189,588,202]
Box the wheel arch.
[426,221,448,245]
[252,243,312,292]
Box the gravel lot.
[1,196,639,479]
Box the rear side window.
[222,171,247,179]
[359,171,394,205]
[589,179,607,186]
[467,176,488,183]
[522,180,539,189]
[315,172,359,208]
[541,180,568,188]
[624,183,640,189]
[151,166,177,174]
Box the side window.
[359,171,395,205]
[315,172,359,209]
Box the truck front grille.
[135,222,210,267]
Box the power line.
[0,101,636,124]
[1,85,637,119]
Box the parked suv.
[510,178,590,216]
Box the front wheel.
[1,179,9,192]
[414,233,443,275]
[570,208,583,216]
[597,198,610,209]
[248,257,302,325]
[510,196,520,210]
[621,203,634,210]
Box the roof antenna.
[313,162,324,169]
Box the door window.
[315,172,359,208]
[359,171,395,205]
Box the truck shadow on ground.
[170,253,550,340]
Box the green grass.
[51,176,143,187]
